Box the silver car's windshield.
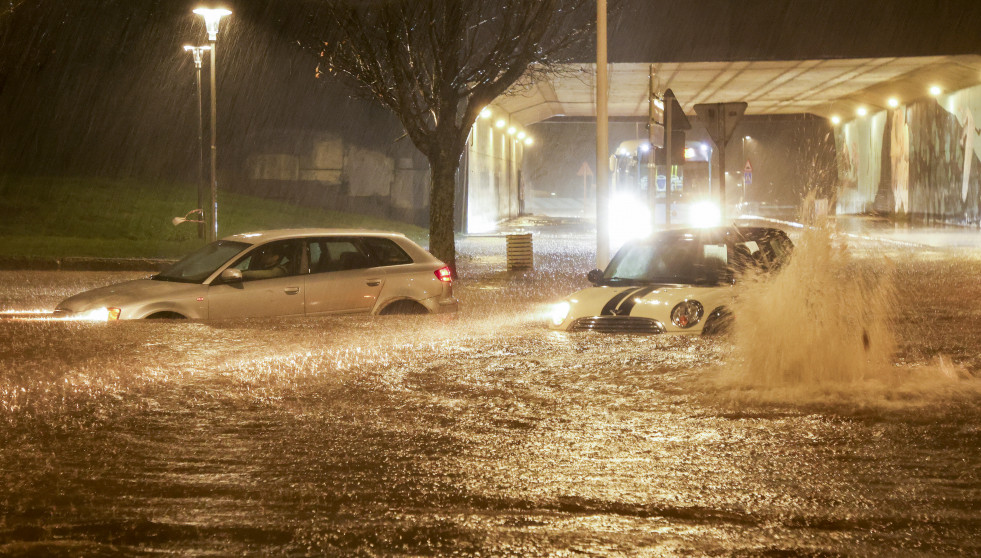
[604,235,727,285]
[153,240,250,284]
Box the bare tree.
[311,0,592,273]
[1,0,28,19]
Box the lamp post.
[741,135,751,205]
[193,7,231,242]
[183,44,210,240]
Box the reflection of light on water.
[0,308,110,321]
[0,309,55,315]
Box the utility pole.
[595,0,609,267]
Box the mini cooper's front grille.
[570,316,666,334]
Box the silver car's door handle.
[366,280,381,287]
[284,287,300,295]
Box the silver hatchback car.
[55,229,458,320]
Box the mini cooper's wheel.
[144,312,187,320]
[380,300,428,315]
[701,308,732,336]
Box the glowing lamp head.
[523,137,533,146]
[480,107,492,119]
[856,107,867,117]
[495,119,505,129]
[193,7,232,41]
[929,85,942,96]
[830,115,841,125]
[887,97,899,108]
[183,44,211,67]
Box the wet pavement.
[1,223,980,556]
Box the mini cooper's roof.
[642,226,791,242]
[221,228,410,244]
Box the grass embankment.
[0,176,427,259]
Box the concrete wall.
[464,110,527,233]
[242,133,429,226]
[836,83,981,224]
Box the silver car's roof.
[221,228,411,243]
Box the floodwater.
[1,230,980,556]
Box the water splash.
[713,197,981,408]
[729,211,896,388]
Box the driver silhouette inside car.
[242,245,289,280]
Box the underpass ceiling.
[494,55,981,126]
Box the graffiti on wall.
[836,83,981,224]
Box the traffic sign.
[577,161,593,177]
[661,89,692,130]
[693,102,747,148]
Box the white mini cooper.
[55,229,458,320]
[549,226,793,334]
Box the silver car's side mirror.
[220,268,243,282]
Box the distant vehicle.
[548,226,793,334]
[608,139,718,249]
[55,229,458,320]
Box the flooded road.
[1,232,980,556]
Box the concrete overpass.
[462,53,981,233]
[494,56,981,125]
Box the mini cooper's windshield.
[603,233,728,286]
[153,240,250,284]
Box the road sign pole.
[693,102,747,225]
[718,131,726,222]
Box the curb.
[0,256,177,272]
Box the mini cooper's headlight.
[550,301,571,326]
[671,300,704,328]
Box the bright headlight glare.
[609,193,651,250]
[671,300,704,328]
[689,201,722,228]
[550,301,571,326]
[77,307,110,321]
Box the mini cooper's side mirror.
[587,269,604,285]
[220,268,243,283]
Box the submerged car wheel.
[145,312,187,320]
[701,308,732,336]
[380,300,428,315]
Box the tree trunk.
[428,147,459,275]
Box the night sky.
[1,0,979,182]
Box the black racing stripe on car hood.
[616,285,660,316]
[600,287,643,316]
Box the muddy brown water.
[1,234,979,556]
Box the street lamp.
[193,7,231,242]
[183,44,210,239]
